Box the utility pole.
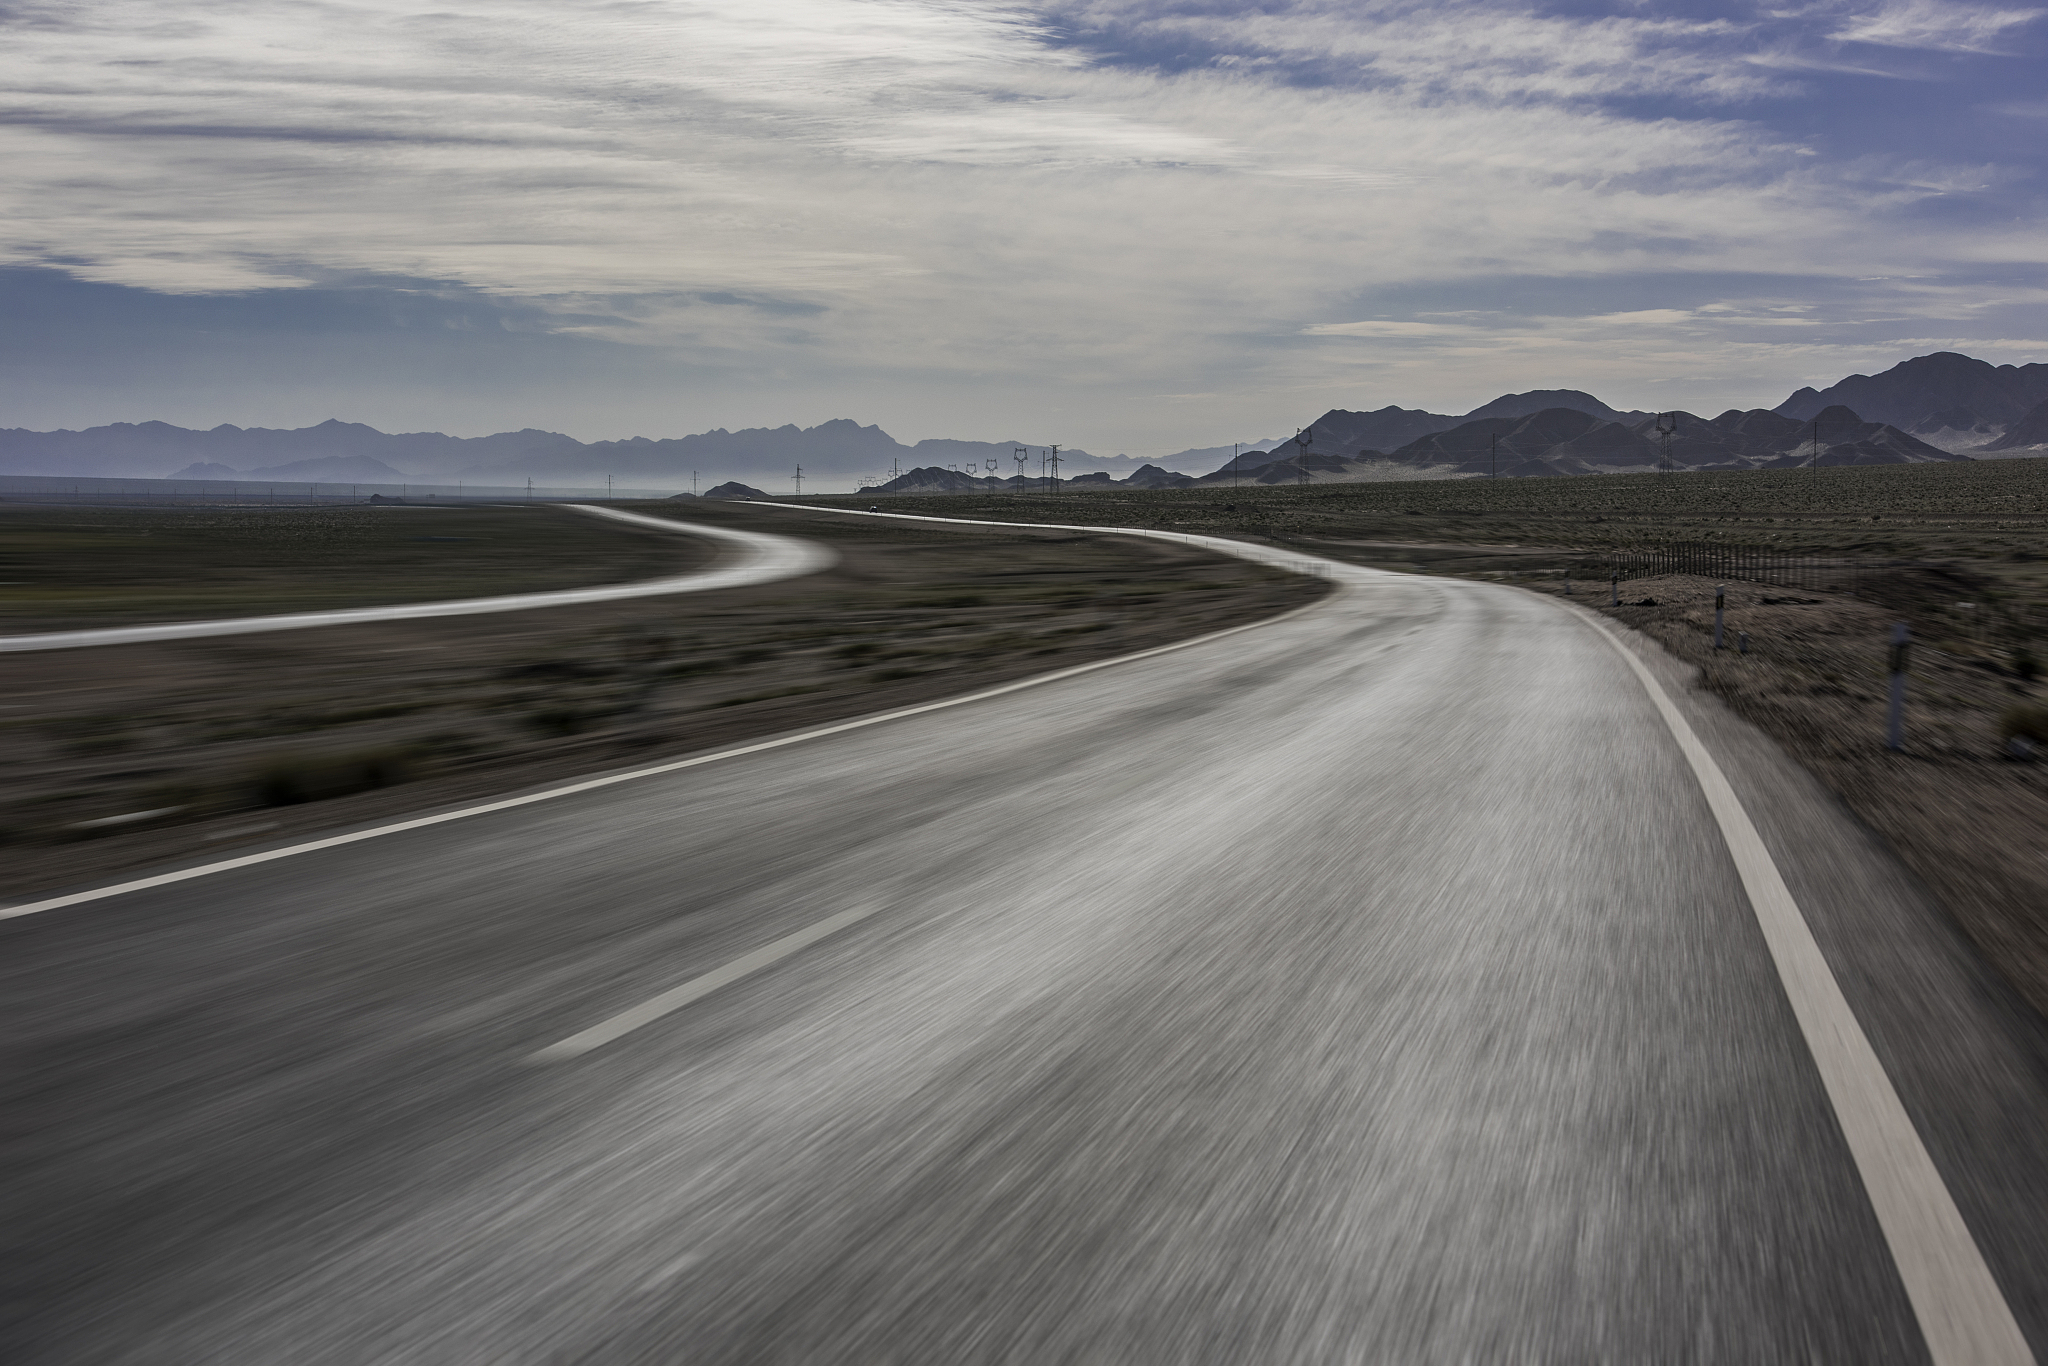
[793,464,803,496]
[526,477,533,501]
[1655,413,1678,483]
[1013,446,1028,490]
[607,474,614,499]
[1295,427,1311,485]
[1048,444,1062,492]
[692,470,698,497]
[1233,442,1241,490]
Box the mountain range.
[866,402,1962,493]
[1777,351,2048,448]
[2,351,2041,490]
[1202,404,1962,486]
[0,418,1153,487]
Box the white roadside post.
[1887,622,1910,752]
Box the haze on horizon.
[2,0,2044,458]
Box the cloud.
[0,0,2040,450]
[1819,0,2045,52]
[1301,320,1474,338]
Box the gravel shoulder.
[1532,573,2048,1016]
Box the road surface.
[5,528,2045,1363]
[0,505,832,653]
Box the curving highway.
[4,519,2045,1363]
[0,504,834,653]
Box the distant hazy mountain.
[0,415,1147,486]
[0,418,579,481]
[169,454,415,482]
[893,437,1159,477]
[8,355,2030,491]
[866,462,1197,494]
[1152,440,1285,468]
[1776,352,2048,449]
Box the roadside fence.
[1609,541,1893,596]
[1606,540,2043,651]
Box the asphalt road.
[6,537,2046,1363]
[0,505,833,653]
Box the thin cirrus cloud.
[0,0,2042,448]
[1817,0,2044,52]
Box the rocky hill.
[1280,390,1650,461]
[1981,398,2048,454]
[1775,352,2048,450]
[866,462,1198,495]
[1188,404,1962,484]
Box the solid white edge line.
[0,587,1333,922]
[0,504,835,653]
[10,494,2023,1361]
[1578,611,2032,1366]
[740,499,1343,574]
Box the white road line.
[17,494,2021,1362]
[747,505,2034,1362]
[0,595,1327,921]
[1581,612,2033,1366]
[528,903,887,1062]
[0,505,835,653]
[744,499,1339,574]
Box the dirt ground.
[837,459,2048,624]
[1,503,1325,901]
[1514,572,2048,1017]
[0,502,717,630]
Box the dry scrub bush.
[2000,702,2048,746]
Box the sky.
[2,0,2044,456]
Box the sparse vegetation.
[0,503,713,629]
[2003,702,2048,745]
[1,504,1325,897]
[253,746,417,806]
